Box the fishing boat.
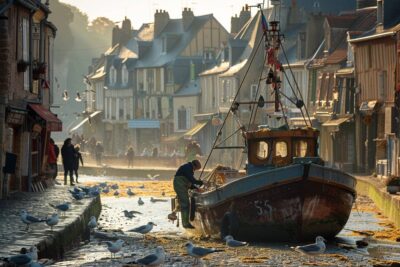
[184,3,356,242]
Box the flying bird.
[105,239,124,259]
[45,213,59,231]
[291,236,326,255]
[147,174,160,180]
[185,242,223,264]
[62,90,69,101]
[130,246,165,266]
[75,92,82,102]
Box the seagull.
[147,174,160,180]
[128,222,156,239]
[102,186,110,194]
[88,216,97,231]
[2,246,38,266]
[185,242,223,264]
[138,197,144,205]
[99,182,108,188]
[20,210,45,230]
[150,197,168,203]
[127,188,135,196]
[161,191,165,197]
[104,86,109,90]
[138,184,145,189]
[123,210,136,219]
[223,235,248,255]
[49,202,71,216]
[291,236,326,255]
[70,191,85,200]
[62,90,69,101]
[75,92,82,102]
[45,213,59,231]
[111,184,119,190]
[105,239,124,259]
[224,235,248,247]
[114,190,119,197]
[132,246,165,266]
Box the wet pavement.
[51,175,400,267]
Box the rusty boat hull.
[191,163,356,242]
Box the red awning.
[29,104,62,132]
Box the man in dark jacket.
[173,160,203,228]
[61,138,75,185]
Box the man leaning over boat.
[173,160,203,229]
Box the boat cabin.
[245,127,321,174]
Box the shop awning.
[359,100,379,114]
[28,104,62,131]
[184,122,208,140]
[128,119,160,129]
[322,116,352,132]
[69,110,102,133]
[161,133,184,143]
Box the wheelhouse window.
[294,140,308,157]
[275,141,288,157]
[256,141,269,160]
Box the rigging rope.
[199,30,266,180]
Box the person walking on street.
[126,147,134,168]
[73,145,84,183]
[47,138,58,184]
[95,142,104,166]
[173,160,203,229]
[61,138,75,185]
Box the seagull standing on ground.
[127,188,135,196]
[49,202,71,216]
[45,213,59,231]
[128,222,156,239]
[114,190,119,197]
[102,186,110,194]
[20,210,45,230]
[2,246,38,266]
[88,216,97,231]
[185,242,223,264]
[223,235,248,255]
[150,197,168,203]
[111,184,119,190]
[105,239,124,259]
[138,197,144,205]
[132,246,165,266]
[291,236,327,255]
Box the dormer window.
[122,64,129,86]
[109,65,117,85]
[162,37,167,54]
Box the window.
[109,65,117,85]
[256,141,269,160]
[294,140,308,157]
[22,17,30,91]
[122,64,129,86]
[250,84,258,100]
[178,106,187,130]
[167,68,174,83]
[275,141,288,157]
[147,69,154,92]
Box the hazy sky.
[58,0,268,30]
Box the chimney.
[154,9,170,36]
[356,0,376,9]
[182,7,194,31]
[231,14,240,34]
[112,25,121,47]
[120,17,132,45]
[238,6,251,30]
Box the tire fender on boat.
[220,211,239,240]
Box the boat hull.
[191,164,356,242]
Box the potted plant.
[386,176,400,194]
[17,59,29,72]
